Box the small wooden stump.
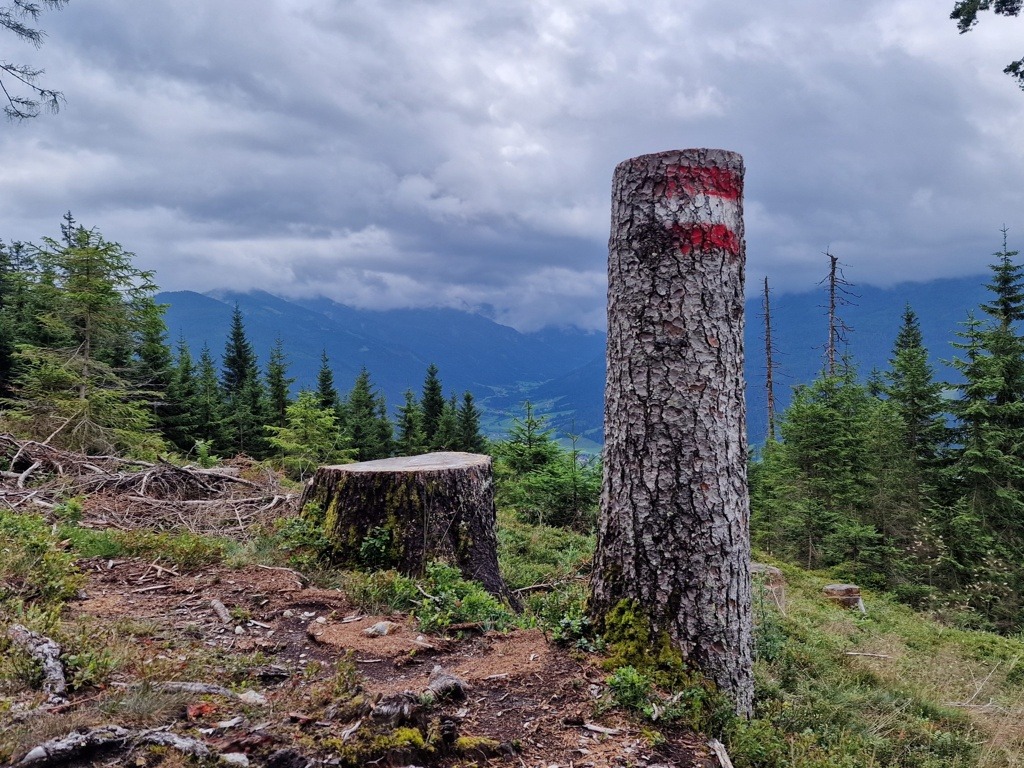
[823,583,866,613]
[299,452,516,607]
[752,563,786,614]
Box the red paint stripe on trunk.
[665,165,742,201]
[672,223,741,256]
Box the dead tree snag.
[590,149,754,716]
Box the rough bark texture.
[16,725,213,767]
[590,148,754,715]
[299,452,516,607]
[7,624,67,704]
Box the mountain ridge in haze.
[158,273,991,448]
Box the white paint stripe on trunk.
[655,193,741,229]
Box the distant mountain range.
[157,274,992,450]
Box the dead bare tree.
[821,250,856,376]
[762,276,778,441]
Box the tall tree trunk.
[827,250,838,376]
[590,148,754,716]
[763,276,777,442]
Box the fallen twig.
[133,681,267,705]
[513,582,555,594]
[709,738,735,768]
[130,584,172,594]
[844,652,892,659]
[7,624,67,704]
[16,725,214,767]
[582,723,620,736]
[211,599,233,624]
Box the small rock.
[373,691,426,728]
[21,746,46,764]
[234,625,245,635]
[237,690,267,706]
[315,616,327,625]
[362,620,399,637]
[426,665,468,701]
[220,752,249,766]
[282,610,294,618]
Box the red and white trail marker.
[655,164,743,256]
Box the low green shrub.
[263,514,332,572]
[0,509,83,609]
[414,562,514,633]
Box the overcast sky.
[2,0,1023,331]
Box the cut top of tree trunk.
[299,452,517,608]
[322,453,488,472]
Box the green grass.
[64,526,236,568]
[8,503,1024,767]
[725,556,1024,767]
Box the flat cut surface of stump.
[320,452,488,472]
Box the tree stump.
[823,583,866,613]
[299,452,516,607]
[590,148,754,716]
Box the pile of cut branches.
[0,434,296,535]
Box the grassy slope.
[742,558,1024,767]
[3,506,1024,767]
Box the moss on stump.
[299,452,517,607]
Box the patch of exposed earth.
[4,557,720,767]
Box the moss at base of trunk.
[321,725,432,767]
[599,599,735,733]
[599,599,707,691]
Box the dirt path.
[32,557,719,767]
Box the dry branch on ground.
[0,434,296,534]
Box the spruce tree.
[749,367,917,586]
[193,345,229,451]
[455,391,487,453]
[265,338,294,429]
[496,401,561,475]
[882,305,947,468]
[316,350,340,412]
[2,221,164,455]
[432,395,460,450]
[219,306,267,457]
[421,363,445,447]
[267,390,354,480]
[0,240,39,397]
[949,232,1024,532]
[221,305,257,396]
[163,337,200,452]
[344,368,392,461]
[929,231,1024,626]
[395,389,426,456]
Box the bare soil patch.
[1,556,722,767]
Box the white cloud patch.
[1,0,1023,329]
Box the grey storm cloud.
[1,0,1023,330]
